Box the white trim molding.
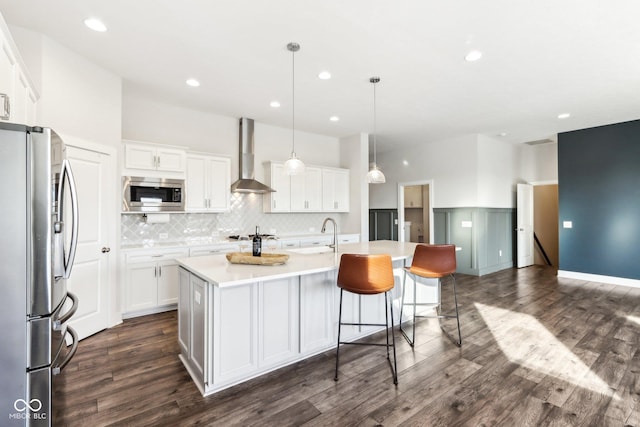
[558,270,640,289]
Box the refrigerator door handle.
[52,326,78,375]
[56,158,79,279]
[53,292,78,330]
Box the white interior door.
[65,144,113,340]
[517,183,534,268]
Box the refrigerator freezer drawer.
[27,293,77,370]
[25,366,51,427]
[27,317,64,371]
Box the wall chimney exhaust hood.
[230,118,275,193]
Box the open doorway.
[398,180,433,243]
[533,183,559,266]
[517,181,559,268]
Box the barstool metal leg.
[388,291,398,385]
[399,270,416,347]
[450,274,462,346]
[334,289,344,381]
[437,274,462,347]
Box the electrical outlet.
[159,233,169,239]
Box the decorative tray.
[225,252,289,266]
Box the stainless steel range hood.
[230,117,275,193]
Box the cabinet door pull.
[158,266,162,277]
[0,93,10,120]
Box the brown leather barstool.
[399,244,461,347]
[334,253,398,385]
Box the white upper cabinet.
[124,142,186,174]
[0,19,39,125]
[322,167,350,212]
[264,161,349,213]
[290,166,322,212]
[185,153,231,212]
[263,161,291,212]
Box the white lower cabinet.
[338,234,360,244]
[123,248,189,317]
[189,243,237,257]
[179,270,301,393]
[258,278,299,368]
[334,288,361,342]
[213,282,259,385]
[300,271,334,354]
[189,273,207,381]
[178,269,208,390]
[178,259,401,396]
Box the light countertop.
[121,232,361,251]
[176,240,418,287]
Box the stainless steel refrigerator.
[0,122,80,426]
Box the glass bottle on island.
[252,226,262,257]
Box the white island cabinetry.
[299,271,334,354]
[176,241,418,396]
[179,273,301,392]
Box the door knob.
[101,247,111,253]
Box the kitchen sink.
[286,246,334,254]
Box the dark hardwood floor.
[54,266,640,426]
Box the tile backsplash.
[121,192,343,246]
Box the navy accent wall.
[558,119,640,279]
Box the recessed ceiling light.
[186,79,200,87]
[498,132,508,137]
[465,50,482,62]
[403,160,409,166]
[270,101,281,108]
[84,18,107,32]
[318,71,331,80]
[329,116,339,122]
[557,113,571,119]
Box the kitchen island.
[176,240,435,396]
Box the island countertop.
[176,240,419,287]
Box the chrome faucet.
[321,217,338,253]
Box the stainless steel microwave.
[122,176,184,212]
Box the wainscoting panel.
[434,207,515,276]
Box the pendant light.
[283,42,305,175]
[367,76,386,184]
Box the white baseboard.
[557,270,640,289]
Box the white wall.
[122,90,341,184]
[520,142,558,183]
[10,27,122,146]
[339,132,369,238]
[370,134,479,209]
[477,135,521,208]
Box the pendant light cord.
[292,46,295,153]
[373,79,377,165]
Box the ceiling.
[2,0,640,152]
